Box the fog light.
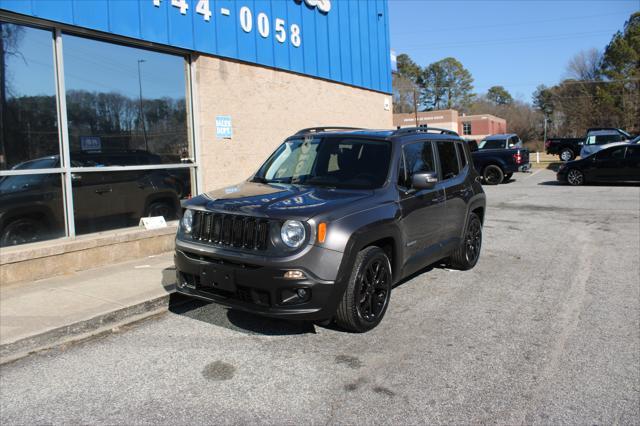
[283,270,305,279]
[297,288,308,298]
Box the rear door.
[592,146,627,181]
[398,141,447,272]
[624,146,640,182]
[435,140,467,247]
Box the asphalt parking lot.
[1,168,639,425]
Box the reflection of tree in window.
[1,23,59,170]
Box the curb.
[0,294,173,365]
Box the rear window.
[478,139,506,150]
[436,141,460,180]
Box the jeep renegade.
[174,127,486,332]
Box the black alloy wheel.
[483,165,504,185]
[356,258,390,322]
[464,217,482,265]
[567,169,584,186]
[335,246,392,332]
[447,212,483,270]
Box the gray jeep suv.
[174,127,486,332]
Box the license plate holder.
[199,264,236,292]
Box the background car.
[579,128,632,158]
[557,143,640,185]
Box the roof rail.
[392,126,460,137]
[295,126,364,135]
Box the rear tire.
[146,201,176,219]
[560,148,575,162]
[447,213,482,271]
[335,246,392,333]
[483,165,504,185]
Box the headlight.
[181,209,194,234]
[280,220,306,248]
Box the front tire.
[504,172,514,181]
[566,169,584,186]
[335,246,392,333]
[483,165,504,185]
[560,148,575,162]
[447,213,482,270]
[1,218,45,247]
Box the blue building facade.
[0,0,392,93]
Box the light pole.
[137,59,149,152]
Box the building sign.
[0,0,391,94]
[80,136,102,151]
[216,115,233,139]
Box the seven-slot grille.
[191,211,270,250]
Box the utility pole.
[137,59,148,152]
[413,89,418,126]
[543,117,549,145]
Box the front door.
[623,146,640,182]
[398,141,447,275]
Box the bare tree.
[566,48,602,81]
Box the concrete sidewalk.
[0,252,176,364]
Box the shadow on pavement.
[167,292,316,336]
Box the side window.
[456,143,467,168]
[401,142,436,187]
[597,147,626,160]
[626,146,640,160]
[436,141,460,180]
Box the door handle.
[95,188,112,195]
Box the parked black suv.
[175,127,486,332]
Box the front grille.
[191,211,270,250]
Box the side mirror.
[412,171,438,190]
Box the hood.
[184,181,372,220]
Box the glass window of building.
[462,122,472,135]
[1,23,60,170]
[1,22,65,247]
[62,34,194,235]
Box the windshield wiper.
[251,176,269,184]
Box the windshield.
[254,137,391,189]
[477,139,506,150]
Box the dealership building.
[393,110,507,141]
[0,0,393,284]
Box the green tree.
[600,11,640,133]
[532,84,554,117]
[421,57,474,111]
[486,86,513,105]
[396,53,421,83]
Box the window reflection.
[62,34,191,166]
[72,168,191,235]
[0,23,59,170]
[0,173,65,246]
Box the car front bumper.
[173,240,346,321]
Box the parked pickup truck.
[545,137,584,162]
[469,134,531,185]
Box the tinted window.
[1,23,60,170]
[478,139,506,150]
[595,134,622,145]
[597,146,626,160]
[257,138,391,189]
[62,34,191,166]
[401,142,435,187]
[456,143,467,168]
[436,141,460,180]
[627,146,640,160]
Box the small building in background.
[393,110,507,141]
